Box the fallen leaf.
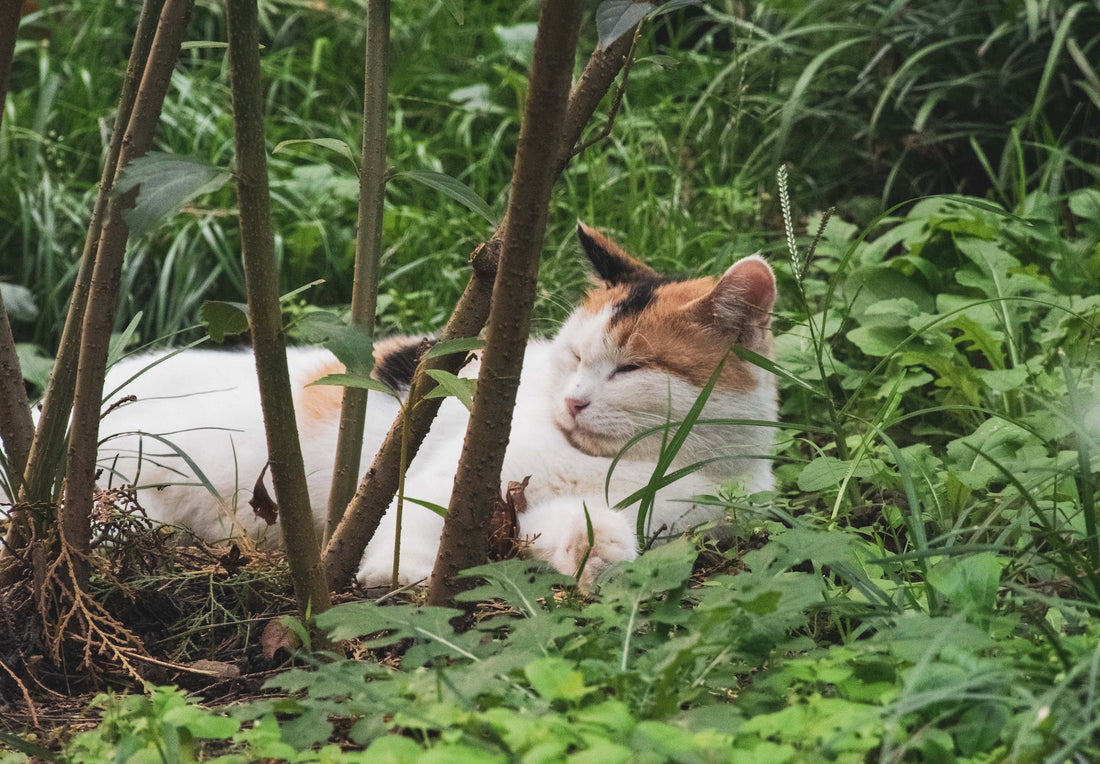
[250,462,278,525]
[261,617,300,660]
[488,475,530,561]
[218,544,250,575]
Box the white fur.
[84,289,775,588]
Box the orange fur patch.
[295,357,346,429]
[604,278,764,392]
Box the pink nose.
[565,397,590,418]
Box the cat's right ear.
[576,221,658,285]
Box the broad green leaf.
[955,702,1009,756]
[293,311,374,376]
[797,456,886,491]
[392,170,495,224]
[524,657,593,702]
[163,705,239,739]
[15,343,53,392]
[595,1,653,50]
[316,602,483,668]
[201,300,250,343]
[456,559,573,617]
[309,372,397,397]
[946,313,1005,369]
[926,552,1006,618]
[273,137,358,171]
[423,369,477,409]
[0,283,37,321]
[424,336,483,358]
[494,22,537,65]
[114,152,232,236]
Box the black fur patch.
[577,223,650,284]
[611,279,662,322]
[373,337,433,391]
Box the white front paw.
[522,498,638,586]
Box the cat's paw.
[521,498,638,587]
[355,545,434,589]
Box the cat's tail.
[371,335,437,392]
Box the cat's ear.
[694,254,776,346]
[576,221,658,285]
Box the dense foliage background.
[1,0,1099,761]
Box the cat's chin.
[556,421,624,458]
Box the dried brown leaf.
[249,462,278,525]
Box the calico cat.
[89,222,778,585]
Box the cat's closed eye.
[612,363,641,376]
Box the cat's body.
[45,224,778,585]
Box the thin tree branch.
[324,0,390,544]
[61,0,193,588]
[17,0,165,511]
[0,0,34,508]
[226,0,331,618]
[426,0,583,606]
[322,22,642,589]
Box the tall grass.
[7,0,1093,359]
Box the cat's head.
[549,222,777,460]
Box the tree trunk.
[427,1,582,606]
[322,24,639,589]
[60,0,193,589]
[5,0,164,557]
[0,0,34,512]
[225,0,331,619]
[0,295,32,496]
[324,0,390,544]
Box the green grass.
[2,0,1100,761]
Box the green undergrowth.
[16,186,1095,763]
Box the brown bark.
[426,1,582,606]
[322,24,639,589]
[0,295,33,494]
[324,0,390,544]
[15,0,164,510]
[60,0,193,589]
[0,0,34,506]
[226,0,331,618]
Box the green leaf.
[954,702,1009,756]
[273,137,358,171]
[201,301,250,343]
[423,369,477,410]
[402,495,448,518]
[114,152,232,236]
[456,559,573,617]
[309,372,397,397]
[293,311,374,376]
[424,336,483,358]
[392,170,495,224]
[797,456,886,492]
[926,552,1006,618]
[732,345,824,396]
[0,283,37,322]
[15,343,53,392]
[596,1,653,50]
[316,602,483,668]
[163,705,240,739]
[524,657,593,702]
